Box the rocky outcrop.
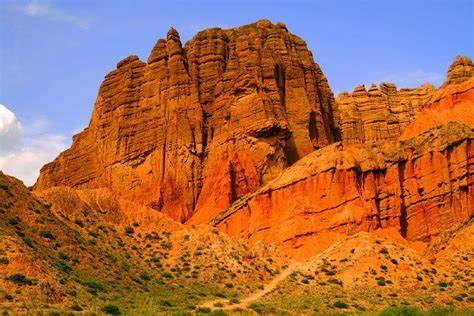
[35,20,338,222]
[400,77,474,140]
[444,55,474,86]
[213,122,474,259]
[335,83,435,144]
[335,56,473,144]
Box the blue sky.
[0,0,473,185]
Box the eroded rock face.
[335,83,435,144]
[35,20,338,222]
[213,123,474,259]
[400,77,474,140]
[335,56,473,144]
[444,55,474,86]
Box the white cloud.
[377,70,444,89]
[16,0,89,30]
[0,104,24,151]
[0,104,70,186]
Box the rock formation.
[32,20,473,260]
[335,56,473,144]
[213,122,474,259]
[400,77,474,140]
[35,20,338,223]
[443,55,474,86]
[335,83,435,144]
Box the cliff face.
[33,20,473,260]
[335,83,435,144]
[35,20,338,222]
[213,122,474,259]
[335,56,473,144]
[212,56,474,258]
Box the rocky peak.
[335,56,473,145]
[35,20,339,223]
[444,55,473,85]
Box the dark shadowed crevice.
[229,162,237,203]
[373,169,387,229]
[308,111,319,148]
[283,134,299,165]
[274,64,286,110]
[398,161,408,238]
[161,138,167,180]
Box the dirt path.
[198,261,301,311]
[197,240,343,312]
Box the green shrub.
[5,294,13,301]
[196,307,211,313]
[158,300,173,307]
[8,217,19,225]
[40,230,55,240]
[58,251,68,260]
[377,279,386,286]
[9,273,33,285]
[82,280,106,295]
[333,301,349,309]
[88,230,100,238]
[125,226,134,234]
[70,303,83,311]
[0,257,9,264]
[439,281,448,288]
[248,302,264,313]
[51,261,72,274]
[380,247,389,254]
[74,219,84,227]
[23,237,33,248]
[140,272,151,281]
[379,306,423,316]
[101,304,120,315]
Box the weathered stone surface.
[335,56,473,144]
[443,55,474,86]
[213,123,474,259]
[335,83,435,144]
[35,20,338,223]
[400,77,474,139]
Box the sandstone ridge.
[35,19,338,223]
[335,56,473,144]
[213,122,473,258]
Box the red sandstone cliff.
[212,122,473,259]
[33,21,473,260]
[335,56,473,144]
[35,20,338,223]
[204,55,474,258]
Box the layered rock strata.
[335,56,473,144]
[35,20,338,222]
[213,122,474,259]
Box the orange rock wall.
[335,83,435,144]
[215,124,474,259]
[335,56,473,144]
[35,20,338,222]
